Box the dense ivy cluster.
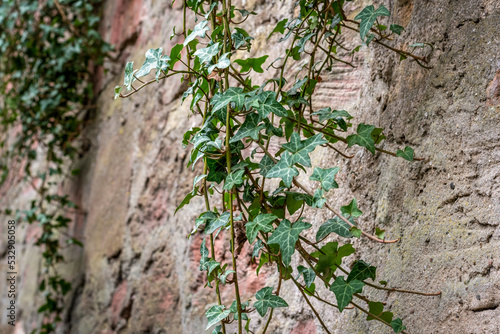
[0,1,110,333]
[116,0,438,333]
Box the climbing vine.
[0,0,110,333]
[115,0,440,333]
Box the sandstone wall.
[1,0,499,333]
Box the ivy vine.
[115,0,439,333]
[0,1,110,333]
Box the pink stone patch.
[290,319,318,334]
[486,70,500,106]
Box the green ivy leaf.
[396,146,414,161]
[346,123,376,154]
[246,213,277,243]
[204,212,230,234]
[391,318,407,333]
[223,170,245,190]
[205,305,230,330]
[390,24,404,35]
[229,113,265,143]
[375,227,386,240]
[347,260,377,282]
[266,152,299,188]
[350,226,362,238]
[267,218,311,266]
[367,301,394,323]
[254,91,288,118]
[184,20,210,46]
[169,44,184,67]
[316,217,353,240]
[312,242,354,273]
[259,155,276,177]
[194,42,220,64]
[282,133,327,167]
[329,276,365,312]
[175,187,198,214]
[310,167,339,191]
[286,193,303,215]
[354,5,390,41]
[297,265,316,288]
[341,198,363,218]
[234,55,269,73]
[268,18,288,40]
[370,127,386,144]
[312,108,352,123]
[253,287,288,316]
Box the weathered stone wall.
[1,0,499,333]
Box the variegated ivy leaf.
[229,113,265,143]
[194,42,220,64]
[252,239,264,259]
[218,269,235,285]
[329,276,365,312]
[246,213,277,243]
[205,305,230,330]
[310,167,339,191]
[184,20,210,46]
[236,8,257,17]
[297,265,316,288]
[253,287,288,317]
[204,212,230,234]
[211,87,247,113]
[207,259,221,275]
[312,189,326,208]
[124,61,135,90]
[267,218,312,266]
[193,174,207,192]
[354,5,390,41]
[208,52,231,73]
[331,13,342,28]
[114,86,122,100]
[265,152,298,188]
[282,132,327,167]
[199,238,209,271]
[135,47,170,81]
[316,217,353,240]
[223,170,244,190]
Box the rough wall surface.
[1,0,499,333]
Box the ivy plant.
[0,1,110,333]
[116,0,438,333]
